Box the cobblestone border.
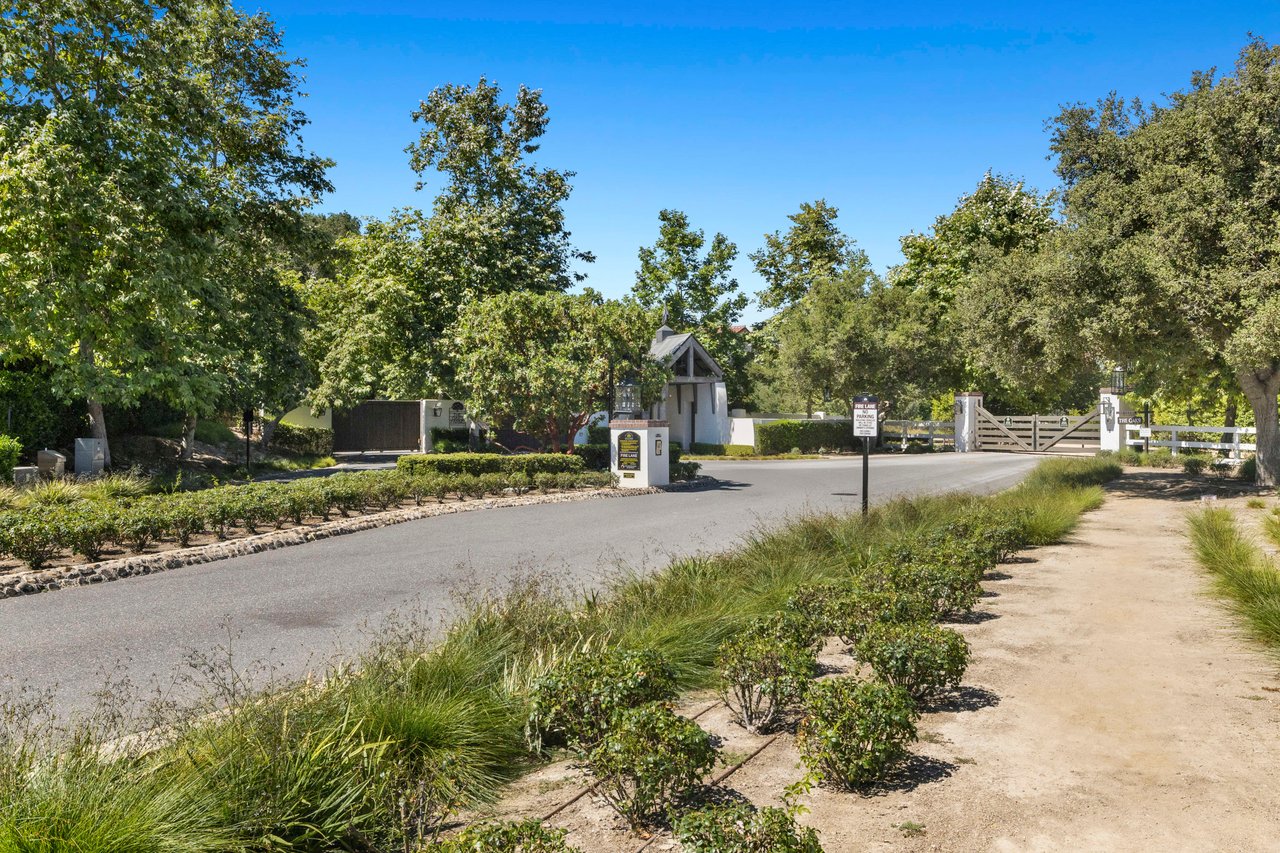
[0,482,709,600]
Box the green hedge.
[578,443,610,471]
[0,435,20,482]
[270,424,334,456]
[755,420,858,455]
[396,452,584,477]
[0,466,613,570]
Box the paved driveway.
[0,453,1039,715]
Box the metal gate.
[332,401,421,452]
[975,406,1100,453]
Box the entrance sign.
[853,400,878,438]
[617,431,641,471]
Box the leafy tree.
[889,173,1061,408]
[986,40,1280,482]
[407,77,593,294]
[455,293,668,452]
[751,199,866,310]
[632,210,751,404]
[311,80,592,409]
[0,1,329,466]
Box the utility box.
[12,466,38,488]
[36,449,65,478]
[75,438,106,476]
[610,419,670,489]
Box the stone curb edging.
[0,482,710,601]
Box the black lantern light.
[613,377,641,419]
[1111,364,1128,394]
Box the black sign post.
[852,394,878,517]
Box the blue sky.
[259,1,1280,322]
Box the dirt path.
[484,471,1280,852]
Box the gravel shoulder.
[488,470,1280,852]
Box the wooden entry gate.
[332,401,421,452]
[975,406,1100,453]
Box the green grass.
[0,457,1119,850]
[1188,508,1280,652]
[1263,509,1280,550]
[251,455,338,473]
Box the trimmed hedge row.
[689,443,756,457]
[397,452,583,477]
[271,424,334,456]
[755,420,858,455]
[0,468,615,571]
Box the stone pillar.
[954,392,983,452]
[610,419,670,489]
[1099,387,1127,453]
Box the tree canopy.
[454,293,667,451]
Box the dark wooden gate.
[332,401,421,452]
[975,406,1100,453]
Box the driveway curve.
[0,453,1039,715]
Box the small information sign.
[853,402,878,438]
[617,430,641,471]
[1139,427,1152,438]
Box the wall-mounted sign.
[449,401,466,427]
[618,430,641,471]
[1059,416,1069,428]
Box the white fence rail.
[1123,424,1256,458]
[882,420,956,450]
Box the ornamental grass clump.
[526,648,678,751]
[796,679,918,788]
[716,632,815,733]
[585,702,717,830]
[675,802,824,853]
[854,622,969,701]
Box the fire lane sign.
[852,400,878,438]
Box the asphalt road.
[0,453,1040,715]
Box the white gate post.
[954,392,983,452]
[1099,387,1123,453]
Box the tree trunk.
[1238,368,1280,486]
[86,398,111,470]
[259,412,285,451]
[79,338,111,469]
[179,412,198,461]
[1224,397,1238,429]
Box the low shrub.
[430,427,472,454]
[854,622,969,701]
[756,420,855,455]
[118,499,170,552]
[0,509,64,570]
[1181,454,1211,475]
[533,472,556,493]
[167,494,208,546]
[437,819,582,852]
[60,502,120,561]
[791,584,933,645]
[1238,456,1257,481]
[675,802,824,852]
[271,423,334,457]
[796,679,918,787]
[716,633,815,733]
[690,443,725,455]
[749,610,825,652]
[0,435,21,482]
[397,453,583,478]
[526,648,678,751]
[479,472,507,495]
[585,703,717,829]
[670,461,701,482]
[506,472,531,495]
